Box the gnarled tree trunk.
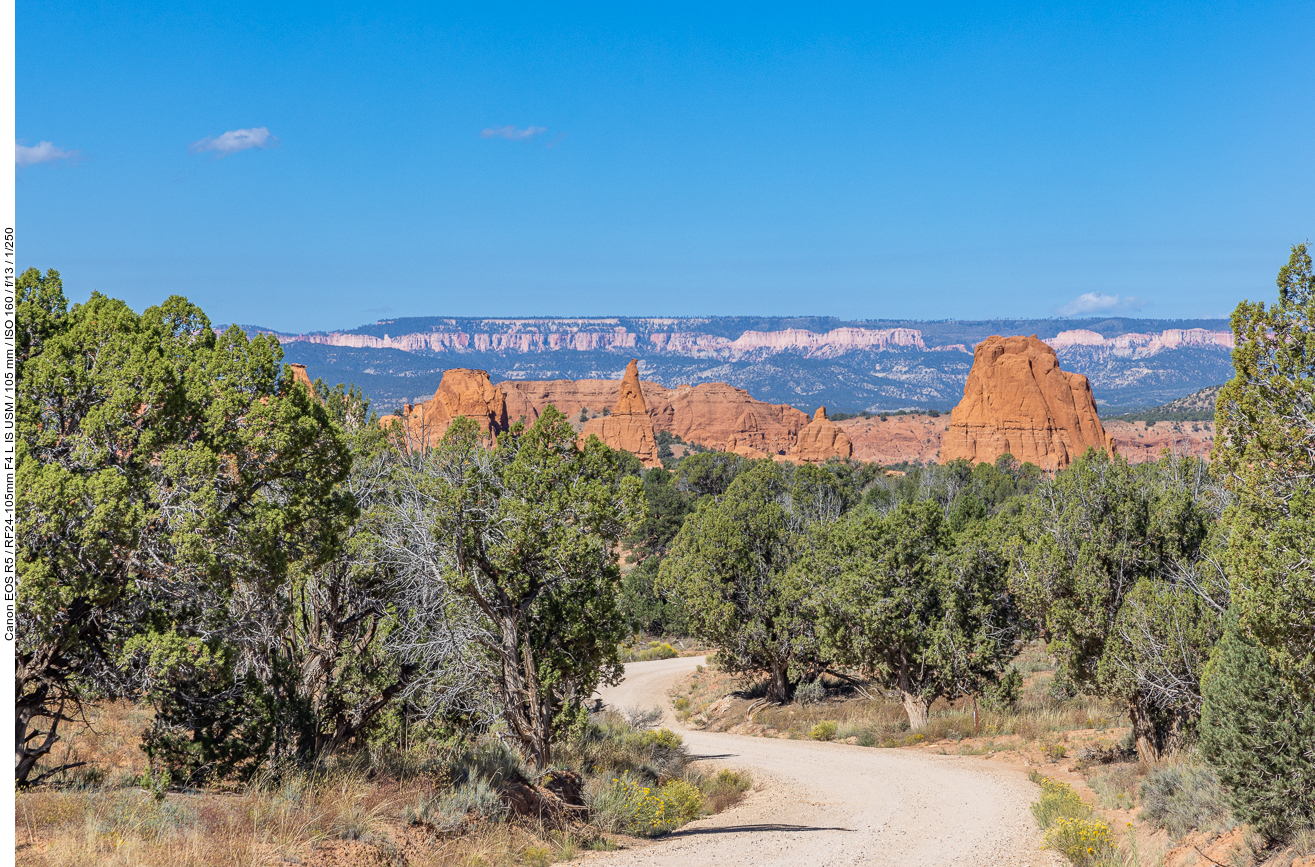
[1128,695,1186,762]
[900,691,931,731]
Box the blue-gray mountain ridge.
[243,316,1234,416]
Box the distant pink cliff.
[1043,328,1233,357]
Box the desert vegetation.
[15,244,1315,866]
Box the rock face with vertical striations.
[579,359,661,467]
[788,407,854,463]
[941,335,1114,471]
[393,368,509,448]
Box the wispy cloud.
[480,125,547,141]
[189,126,277,157]
[16,141,77,167]
[1056,292,1147,317]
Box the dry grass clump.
[1137,761,1232,840]
[696,769,752,814]
[28,701,154,790]
[1087,764,1144,810]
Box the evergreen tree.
[1215,242,1315,694]
[1200,621,1315,840]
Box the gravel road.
[585,655,1060,867]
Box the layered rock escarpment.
[788,407,854,463]
[941,335,1114,471]
[579,360,661,467]
[504,375,811,458]
[837,415,946,465]
[388,368,509,448]
[1103,420,1214,463]
[647,381,809,458]
[501,380,619,427]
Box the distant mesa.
[941,335,1114,471]
[266,316,1237,413]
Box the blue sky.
[17,2,1314,332]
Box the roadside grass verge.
[676,642,1127,759]
[18,705,751,866]
[1029,771,1115,867]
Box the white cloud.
[480,125,547,141]
[189,127,277,157]
[16,141,77,167]
[1056,292,1147,317]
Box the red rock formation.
[646,382,810,457]
[501,379,619,427]
[501,376,810,457]
[288,363,315,393]
[838,416,946,465]
[941,335,1114,471]
[1103,420,1214,463]
[579,360,661,467]
[397,368,508,448]
[788,407,854,463]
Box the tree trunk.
[768,661,791,704]
[900,690,931,731]
[1128,696,1185,763]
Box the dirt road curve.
[585,656,1059,867]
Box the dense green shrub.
[620,640,679,663]
[1199,623,1315,840]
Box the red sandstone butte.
[579,360,662,467]
[391,368,509,448]
[941,335,1114,471]
[788,407,854,463]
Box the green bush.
[795,679,827,705]
[1200,622,1315,840]
[556,717,688,782]
[982,667,1023,712]
[1138,763,1230,840]
[591,772,704,836]
[809,721,837,741]
[1029,772,1093,828]
[1042,817,1114,866]
[1029,773,1113,866]
[620,640,679,663]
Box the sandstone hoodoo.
[941,335,1114,471]
[579,359,662,467]
[788,407,854,463]
[288,363,315,393]
[394,368,509,448]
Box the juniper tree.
[1214,242,1315,695]
[16,272,351,784]
[380,409,643,769]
